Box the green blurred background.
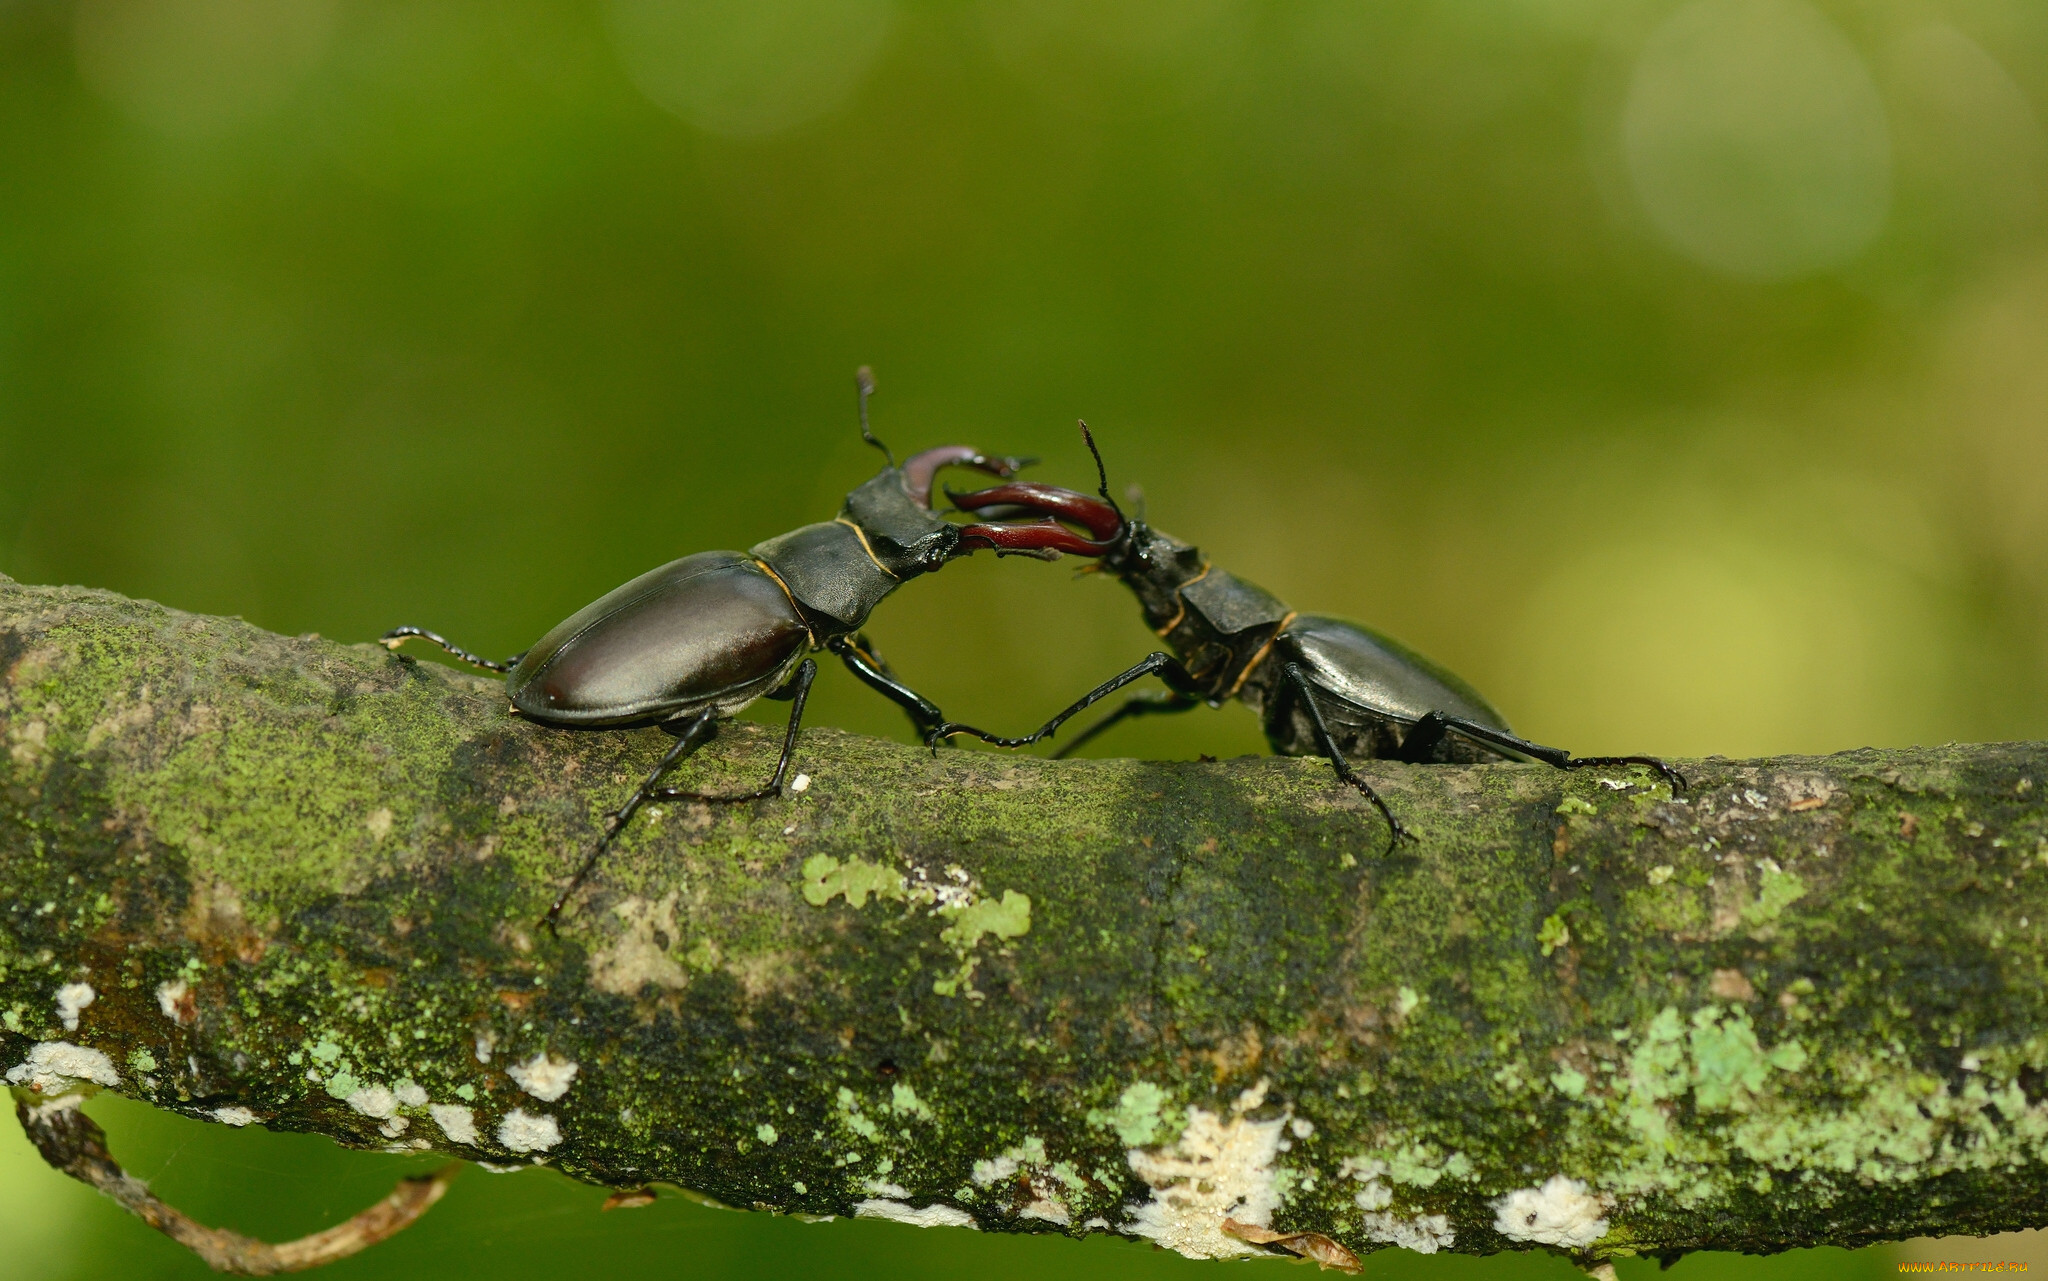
[2,0,2044,1275]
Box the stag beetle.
[940,427,1682,848]
[384,370,1045,925]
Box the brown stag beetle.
[383,369,1048,927]
[939,425,1683,850]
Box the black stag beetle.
[383,370,1048,926]
[933,426,1683,848]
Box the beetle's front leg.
[926,651,1203,752]
[1049,690,1201,758]
[829,635,948,740]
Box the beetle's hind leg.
[1280,662,1407,855]
[380,626,524,674]
[1423,713,1685,793]
[542,662,822,930]
[542,708,725,929]
[651,659,818,805]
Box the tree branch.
[3,575,2045,1270]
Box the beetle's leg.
[829,635,946,739]
[1426,715,1686,793]
[380,626,524,674]
[927,651,1202,751]
[1049,692,1202,759]
[1279,662,1407,854]
[543,709,720,930]
[650,659,817,805]
[1396,711,1452,763]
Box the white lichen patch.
[211,1106,257,1127]
[54,982,94,1031]
[588,893,690,995]
[969,1136,1071,1224]
[347,1085,398,1119]
[1363,1210,1455,1254]
[1493,1174,1609,1248]
[395,1080,429,1108]
[756,1123,779,1145]
[430,1104,479,1145]
[1122,1080,1287,1259]
[497,1109,561,1153]
[6,1042,120,1093]
[508,1052,578,1102]
[1341,1156,1457,1254]
[854,1200,977,1229]
[379,1117,410,1138]
[155,978,194,1025]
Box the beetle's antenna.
[1078,420,1123,523]
[856,365,894,468]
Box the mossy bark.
[3,576,2046,1266]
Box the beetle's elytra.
[942,426,1682,846]
[383,370,1050,927]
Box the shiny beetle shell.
[508,551,809,727]
[1283,614,1509,731]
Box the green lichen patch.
[1087,1081,1183,1148]
[1742,861,1808,928]
[800,855,905,909]
[937,890,1031,950]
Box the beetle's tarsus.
[1566,755,1687,794]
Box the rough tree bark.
[3,575,2045,1272]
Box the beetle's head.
[841,446,1038,578]
[834,366,1040,577]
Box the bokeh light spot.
[73,0,338,138]
[1621,0,1891,279]
[603,0,894,139]
[1885,23,2048,248]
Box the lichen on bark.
[4,575,2047,1268]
